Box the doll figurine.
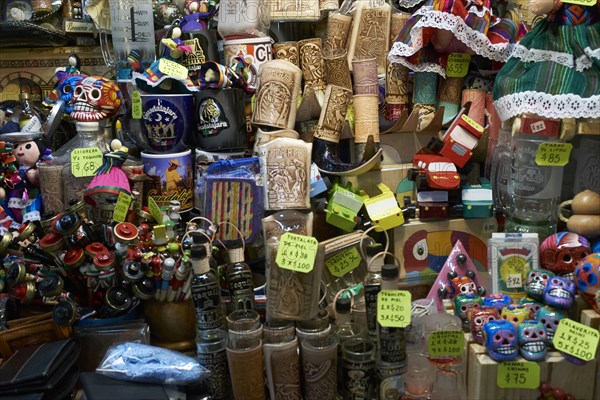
[493,1,600,121]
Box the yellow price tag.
[428,331,464,357]
[497,361,540,389]
[461,114,483,133]
[276,233,319,273]
[132,90,142,119]
[377,290,411,328]
[446,53,471,78]
[563,0,596,5]
[71,148,103,178]
[148,197,163,223]
[535,142,572,167]
[553,318,599,362]
[325,247,362,277]
[113,192,132,223]
[158,58,189,79]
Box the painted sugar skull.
[518,297,543,319]
[501,304,532,326]
[543,276,575,309]
[453,292,483,323]
[483,320,518,362]
[57,74,85,114]
[470,307,499,344]
[537,306,567,344]
[540,232,590,278]
[70,76,122,122]
[482,293,511,312]
[518,320,547,361]
[525,269,555,301]
[574,252,600,314]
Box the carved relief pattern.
[299,39,326,90]
[438,77,463,103]
[271,346,302,400]
[274,42,300,66]
[315,85,352,143]
[386,61,410,105]
[354,9,390,72]
[265,145,309,209]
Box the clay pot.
[559,190,600,237]
[142,298,197,352]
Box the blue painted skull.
[483,320,518,362]
[518,297,544,319]
[536,306,567,345]
[525,269,555,301]
[482,293,511,311]
[57,74,85,114]
[543,276,575,309]
[518,320,547,361]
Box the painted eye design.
[413,238,428,261]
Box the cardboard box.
[0,46,113,102]
[393,217,498,293]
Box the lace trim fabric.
[494,91,600,121]
[576,47,600,72]
[386,51,447,76]
[388,6,515,63]
[397,0,428,8]
[511,44,574,68]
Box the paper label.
[562,0,596,5]
[377,290,411,328]
[113,192,132,223]
[131,90,142,119]
[506,273,522,289]
[497,361,540,389]
[535,142,572,167]
[158,58,189,79]
[428,331,464,357]
[148,196,163,223]
[461,114,483,133]
[275,233,319,273]
[446,53,471,78]
[326,247,362,277]
[530,120,546,133]
[71,148,103,177]
[553,318,599,362]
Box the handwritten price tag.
[132,90,142,119]
[553,318,599,362]
[158,58,189,79]
[428,331,464,357]
[113,192,132,223]
[446,53,471,78]
[563,0,596,5]
[535,142,572,167]
[506,274,522,289]
[71,148,103,178]
[497,361,540,389]
[326,247,361,277]
[276,233,319,273]
[377,290,411,328]
[148,196,163,223]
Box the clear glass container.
[195,329,232,400]
[341,337,377,400]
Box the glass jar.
[341,337,377,400]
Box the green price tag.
[148,197,163,224]
[275,233,319,273]
[535,142,572,167]
[428,331,464,357]
[113,192,132,223]
[446,53,471,78]
[563,0,596,5]
[71,148,103,178]
[553,318,599,362]
[377,290,411,328]
[325,247,361,277]
[497,361,540,389]
[158,58,189,79]
[132,90,142,119]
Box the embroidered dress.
[493,3,600,121]
[388,0,521,76]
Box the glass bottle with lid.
[17,92,44,133]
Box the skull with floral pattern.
[540,232,590,279]
[70,76,122,122]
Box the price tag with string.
[497,361,540,389]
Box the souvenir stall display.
[0,0,599,399]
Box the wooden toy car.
[462,178,494,218]
[408,154,461,190]
[326,183,369,232]
[439,111,484,168]
[364,183,405,231]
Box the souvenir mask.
[518,320,547,361]
[536,306,567,344]
[70,76,122,122]
[525,269,555,301]
[518,297,543,319]
[58,74,85,114]
[482,293,511,311]
[453,292,483,323]
[470,307,499,344]
[543,276,575,309]
[540,232,590,278]
[483,320,518,362]
[501,304,532,326]
[574,253,600,314]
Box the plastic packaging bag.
[96,342,208,385]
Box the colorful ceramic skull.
[543,276,575,309]
[525,269,555,301]
[518,320,547,361]
[70,76,122,122]
[482,293,512,311]
[483,320,518,362]
[451,275,477,296]
[537,306,567,344]
[574,252,600,314]
[540,232,590,278]
[501,304,532,326]
[470,307,499,344]
[453,292,483,324]
[57,74,85,114]
[518,297,544,319]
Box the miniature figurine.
[525,269,555,301]
[539,232,590,279]
[453,292,482,329]
[482,293,512,311]
[501,304,532,326]
[536,306,567,345]
[470,306,499,344]
[483,319,519,362]
[518,320,548,361]
[543,276,576,310]
[518,297,544,319]
[574,252,600,314]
